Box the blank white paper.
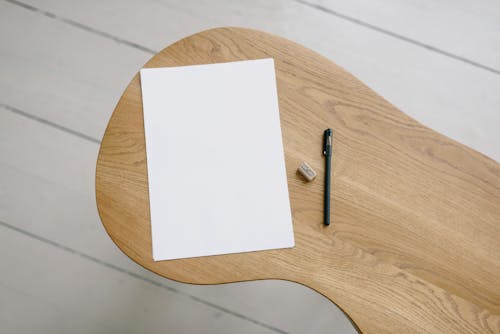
[140,59,294,261]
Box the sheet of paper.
[140,59,294,261]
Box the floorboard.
[0,226,282,334]
[301,0,500,71]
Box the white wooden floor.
[1,1,499,333]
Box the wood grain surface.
[95,27,500,333]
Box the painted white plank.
[0,226,279,334]
[303,0,500,70]
[0,108,356,333]
[0,109,123,268]
[182,280,358,334]
[4,0,500,162]
[0,1,151,140]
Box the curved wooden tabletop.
[96,27,500,333]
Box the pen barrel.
[324,154,331,226]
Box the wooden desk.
[95,28,500,333]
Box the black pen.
[323,129,333,226]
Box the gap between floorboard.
[0,219,289,334]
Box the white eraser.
[298,161,317,181]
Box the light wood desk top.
[95,28,500,333]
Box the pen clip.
[323,128,332,156]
